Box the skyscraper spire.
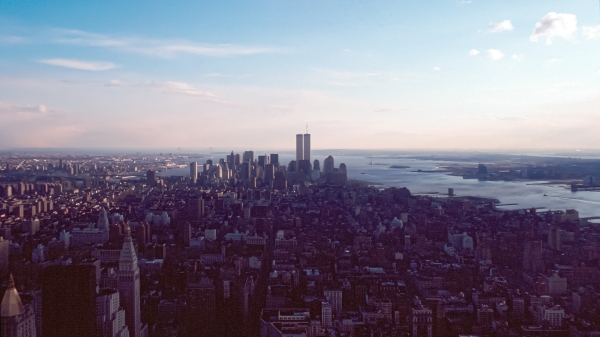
[1,274,25,317]
[118,223,143,336]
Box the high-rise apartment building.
[321,302,333,328]
[1,274,36,337]
[324,290,342,316]
[42,265,97,337]
[118,227,145,337]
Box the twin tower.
[296,133,311,162]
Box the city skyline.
[1,0,600,149]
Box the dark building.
[269,154,279,167]
[298,160,312,176]
[42,265,97,337]
[264,164,275,185]
[258,155,269,168]
[146,170,157,186]
[241,162,250,180]
[186,269,216,336]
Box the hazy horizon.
[1,0,599,149]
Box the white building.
[321,302,332,328]
[118,227,147,337]
[97,288,129,337]
[1,274,37,337]
[324,290,342,316]
[540,305,564,327]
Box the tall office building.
[303,133,311,161]
[243,151,255,164]
[97,288,129,337]
[258,155,269,168]
[118,227,144,337]
[323,156,334,173]
[146,170,156,186]
[190,162,198,184]
[269,154,279,167]
[1,274,36,337]
[98,207,110,232]
[296,134,304,162]
[264,164,275,185]
[0,237,8,280]
[42,265,97,337]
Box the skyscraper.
[269,154,279,167]
[190,162,198,184]
[0,237,8,280]
[97,288,129,337]
[118,227,145,337]
[303,133,310,161]
[243,151,254,164]
[146,170,156,186]
[42,265,97,337]
[1,274,36,337]
[98,207,110,232]
[296,134,304,162]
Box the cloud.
[512,54,524,61]
[496,116,528,122]
[530,12,577,44]
[134,80,228,103]
[433,67,441,71]
[0,36,25,44]
[582,25,600,39]
[52,29,286,58]
[487,49,505,60]
[39,58,116,71]
[489,20,514,33]
[0,101,49,115]
[104,79,124,87]
[469,49,480,56]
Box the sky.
[0,0,599,151]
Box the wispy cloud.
[0,101,48,115]
[489,20,514,33]
[39,58,116,71]
[512,54,524,61]
[530,12,577,44]
[433,67,441,71]
[582,25,600,39]
[0,36,26,44]
[469,49,480,56]
[487,49,505,61]
[51,29,286,58]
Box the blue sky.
[1,0,599,150]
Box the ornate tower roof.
[1,274,25,317]
[119,225,138,271]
